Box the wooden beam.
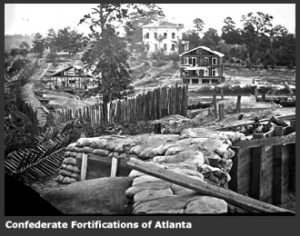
[80,153,88,180]
[234,132,295,149]
[126,158,294,214]
[110,157,120,177]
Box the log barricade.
[229,121,295,209]
[50,85,188,125]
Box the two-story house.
[179,46,225,85]
[142,20,188,57]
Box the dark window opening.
[164,32,167,38]
[163,44,167,50]
[191,70,197,77]
[145,33,149,39]
[192,79,199,84]
[183,78,189,84]
[171,44,175,50]
[172,33,175,39]
[154,32,158,39]
[202,79,209,84]
[212,79,218,84]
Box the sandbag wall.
[56,128,246,213]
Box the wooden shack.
[46,65,97,90]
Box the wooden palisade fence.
[51,84,188,125]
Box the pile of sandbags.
[56,149,81,184]
[126,168,228,214]
[57,128,245,187]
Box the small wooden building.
[179,46,225,85]
[46,65,97,90]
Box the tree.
[32,33,45,58]
[124,4,164,57]
[45,28,57,51]
[193,18,205,35]
[182,30,201,50]
[221,17,241,45]
[202,28,220,49]
[54,27,86,57]
[240,12,274,66]
[79,4,150,120]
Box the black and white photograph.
[3,2,296,220]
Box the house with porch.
[179,46,225,85]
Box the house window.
[204,57,209,65]
[204,69,208,77]
[172,32,176,39]
[212,69,216,77]
[164,32,167,38]
[183,78,189,84]
[183,57,189,65]
[212,58,217,65]
[171,44,175,50]
[145,33,149,39]
[191,57,197,66]
[163,44,167,50]
[189,57,192,65]
[184,71,190,77]
[154,32,158,39]
[192,79,199,84]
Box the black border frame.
[1,0,298,235]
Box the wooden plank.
[249,143,264,200]
[228,147,239,192]
[126,158,294,214]
[272,126,287,206]
[234,132,295,149]
[110,157,120,177]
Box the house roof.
[50,65,92,77]
[142,21,184,29]
[179,46,224,58]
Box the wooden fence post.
[218,103,224,121]
[213,91,218,119]
[236,95,241,113]
[221,87,224,100]
[254,87,258,102]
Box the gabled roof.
[50,65,92,77]
[179,46,224,58]
[142,21,184,29]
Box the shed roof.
[179,46,224,58]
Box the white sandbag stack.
[56,150,81,184]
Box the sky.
[5,4,296,36]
